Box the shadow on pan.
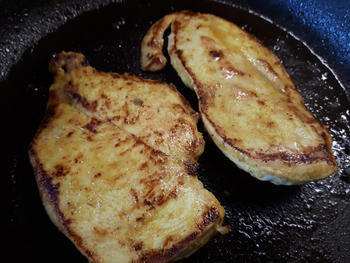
[3,0,350,262]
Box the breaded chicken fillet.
[29,52,226,263]
[141,11,337,185]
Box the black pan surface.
[3,0,350,262]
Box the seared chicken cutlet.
[29,52,225,263]
[141,11,337,185]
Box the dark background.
[2,0,350,262]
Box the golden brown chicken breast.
[141,11,337,185]
[29,52,226,263]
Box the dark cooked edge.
[28,51,218,263]
[135,207,221,263]
[170,12,337,167]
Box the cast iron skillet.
[3,0,350,262]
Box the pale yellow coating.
[141,11,337,185]
[29,52,225,263]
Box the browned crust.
[170,12,337,168]
[56,52,203,160]
[28,145,98,262]
[27,93,99,261]
[83,118,102,134]
[30,50,224,263]
[49,52,89,75]
[29,121,212,263]
[134,207,220,263]
[66,89,98,113]
[144,54,166,71]
[183,159,199,176]
[29,115,188,263]
[256,59,279,79]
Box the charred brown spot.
[140,162,148,170]
[175,49,183,56]
[94,173,102,178]
[125,111,139,125]
[133,242,144,251]
[154,188,178,207]
[209,50,223,59]
[284,84,296,91]
[251,91,258,97]
[119,147,132,156]
[68,90,98,112]
[130,188,139,206]
[74,153,83,163]
[198,207,220,231]
[149,150,166,165]
[110,73,122,80]
[146,52,154,60]
[100,93,111,107]
[168,188,178,200]
[257,59,279,78]
[266,121,275,128]
[84,118,102,134]
[153,130,164,137]
[66,131,75,137]
[133,98,144,106]
[53,164,69,177]
[222,137,242,146]
[169,122,182,137]
[257,100,265,105]
[145,53,165,70]
[136,215,144,222]
[143,199,155,210]
[151,148,165,157]
[112,115,122,122]
[133,139,144,148]
[184,160,198,176]
[114,138,129,148]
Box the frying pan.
[2,0,350,262]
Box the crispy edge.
[144,11,338,184]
